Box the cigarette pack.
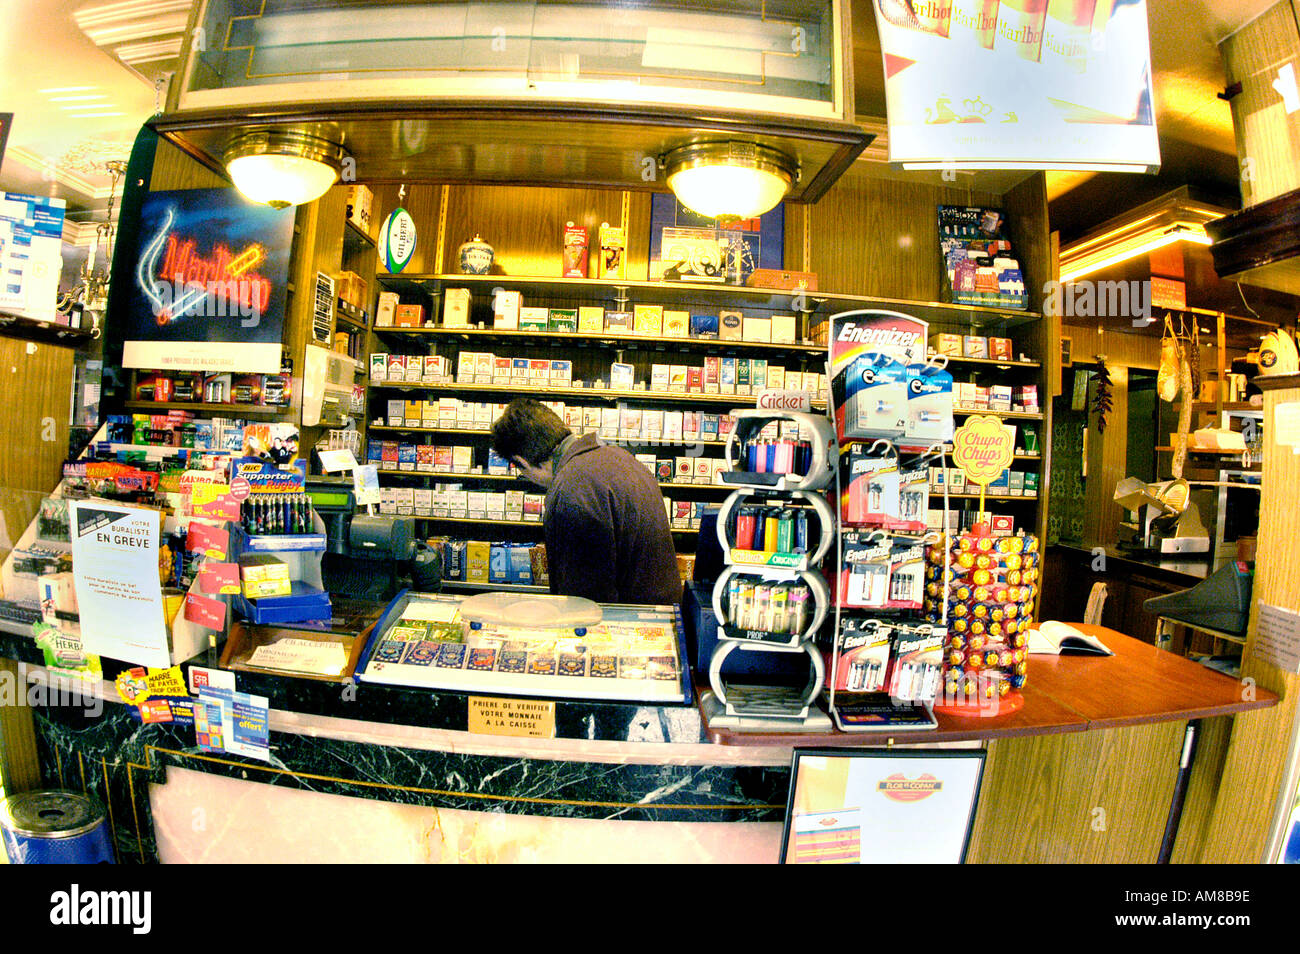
[443,288,471,328]
[493,290,520,330]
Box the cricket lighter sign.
[952,414,1014,516]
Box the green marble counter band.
[30,694,790,865]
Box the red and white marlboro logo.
[877,773,943,802]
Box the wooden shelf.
[441,579,547,594]
[943,354,1040,370]
[371,324,825,356]
[344,218,376,249]
[0,312,94,346]
[953,407,1044,420]
[370,381,823,408]
[397,513,700,533]
[335,308,368,332]
[930,492,1040,501]
[366,423,730,446]
[374,273,1041,329]
[376,468,731,493]
[124,400,287,417]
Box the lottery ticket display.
[358,593,688,703]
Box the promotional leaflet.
[68,502,170,668]
[196,687,270,761]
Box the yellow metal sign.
[467,696,557,739]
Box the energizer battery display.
[825,309,960,732]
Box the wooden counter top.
[705,626,1278,746]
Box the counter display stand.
[826,438,951,732]
[700,410,836,732]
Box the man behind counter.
[490,398,682,606]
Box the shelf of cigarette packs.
[923,528,1041,706]
[707,409,837,716]
[828,437,951,707]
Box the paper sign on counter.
[1255,601,1300,673]
[69,502,170,668]
[248,638,347,675]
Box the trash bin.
[0,790,114,863]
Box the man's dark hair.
[491,398,571,466]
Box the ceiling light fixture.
[223,127,345,209]
[1058,189,1227,283]
[662,141,797,221]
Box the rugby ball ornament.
[379,208,417,274]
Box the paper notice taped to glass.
[1255,602,1300,674]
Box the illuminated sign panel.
[873,0,1160,172]
[123,188,294,373]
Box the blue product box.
[988,470,1011,494]
[509,544,532,584]
[487,449,511,475]
[443,540,466,581]
[398,443,417,470]
[489,543,511,583]
[690,314,719,338]
[683,583,810,679]
[367,439,384,463]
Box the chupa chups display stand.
[700,408,836,732]
[926,528,1039,717]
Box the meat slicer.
[1114,477,1210,555]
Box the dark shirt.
[543,434,682,605]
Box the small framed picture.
[1061,336,1073,367]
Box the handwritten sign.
[952,415,1015,487]
[467,696,556,739]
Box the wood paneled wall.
[1192,379,1300,862]
[1221,0,1300,208]
[967,721,1185,863]
[0,337,75,569]
[1082,366,1130,547]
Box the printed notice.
[1255,602,1300,673]
[68,502,170,668]
[467,696,556,739]
[1275,402,1300,454]
[249,638,347,675]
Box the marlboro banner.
[123,187,294,373]
[873,0,1160,172]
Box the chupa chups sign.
[952,413,1014,516]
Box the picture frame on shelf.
[648,194,783,284]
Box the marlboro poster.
[873,0,1160,172]
[123,187,294,373]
